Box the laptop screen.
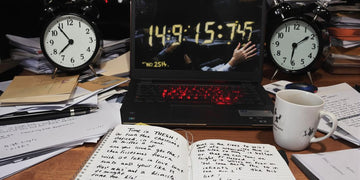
[131,0,266,82]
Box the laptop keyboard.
[135,83,263,105]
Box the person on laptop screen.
[186,41,257,71]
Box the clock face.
[269,18,320,72]
[41,14,101,71]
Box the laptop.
[121,0,274,128]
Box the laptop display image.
[121,0,274,128]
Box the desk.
[5,62,360,180]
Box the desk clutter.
[324,3,360,74]
[1,0,359,179]
[0,74,129,178]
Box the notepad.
[75,125,295,180]
[292,148,360,180]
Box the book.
[292,148,360,180]
[75,125,295,180]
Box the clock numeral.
[67,19,74,26]
[282,57,287,64]
[293,23,300,30]
[274,41,280,47]
[87,47,91,52]
[308,53,313,59]
[310,34,315,40]
[49,40,55,46]
[53,49,58,55]
[203,21,215,44]
[285,25,290,32]
[71,57,75,63]
[311,43,316,49]
[78,21,82,28]
[291,61,295,66]
[89,37,94,43]
[277,32,284,39]
[51,30,58,37]
[276,50,281,56]
[301,59,305,65]
[155,25,166,46]
[80,54,84,60]
[236,21,254,41]
[58,23,64,29]
[61,55,65,61]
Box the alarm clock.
[40,0,102,77]
[266,0,330,83]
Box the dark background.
[0,0,130,59]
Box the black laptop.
[121,0,274,128]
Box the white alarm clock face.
[42,14,101,71]
[269,18,320,72]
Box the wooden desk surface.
[5,62,360,180]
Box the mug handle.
[311,110,338,143]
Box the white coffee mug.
[273,89,338,151]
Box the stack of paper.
[324,3,360,74]
[316,83,360,145]
[0,101,121,179]
[0,74,129,178]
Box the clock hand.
[290,43,296,65]
[58,26,71,40]
[296,36,309,46]
[59,39,74,54]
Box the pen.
[0,106,97,126]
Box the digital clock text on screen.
[146,20,254,47]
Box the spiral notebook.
[74,125,295,180]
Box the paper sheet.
[0,101,120,162]
[316,83,360,142]
[292,148,360,180]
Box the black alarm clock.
[40,0,102,77]
[266,0,330,83]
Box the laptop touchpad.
[171,105,230,123]
[171,106,212,122]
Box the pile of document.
[324,2,360,74]
[316,83,360,146]
[0,74,129,179]
[5,34,129,74]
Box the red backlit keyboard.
[135,83,263,105]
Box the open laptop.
[121,0,274,128]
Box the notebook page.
[75,125,190,180]
[189,139,295,180]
